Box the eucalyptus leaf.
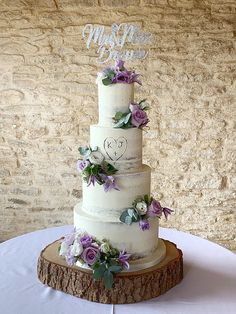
[106,69,116,78]
[114,112,124,120]
[108,265,122,273]
[93,263,106,280]
[125,215,132,225]
[124,112,131,124]
[132,210,140,222]
[127,208,134,217]
[104,270,114,289]
[102,78,112,86]
[78,146,89,156]
[114,120,125,128]
[109,72,115,80]
[119,210,129,223]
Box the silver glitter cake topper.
[82,23,153,64]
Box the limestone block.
[0,0,235,253]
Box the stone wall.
[0,0,235,252]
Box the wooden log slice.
[37,239,183,304]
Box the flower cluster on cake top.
[113,99,149,129]
[59,229,131,289]
[77,146,119,192]
[120,195,173,231]
[96,60,142,86]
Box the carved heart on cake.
[103,137,128,161]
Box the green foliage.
[144,194,152,205]
[91,243,123,289]
[78,146,118,185]
[113,111,133,129]
[103,270,113,289]
[102,78,112,86]
[102,70,116,86]
[139,99,149,111]
[78,146,90,156]
[101,162,118,175]
[120,208,140,225]
[93,263,106,280]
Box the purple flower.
[147,199,163,218]
[80,234,93,248]
[82,246,100,265]
[87,175,96,187]
[65,250,76,266]
[61,231,76,246]
[139,219,150,231]
[115,59,125,71]
[129,72,142,85]
[112,71,130,83]
[77,159,90,173]
[129,103,140,112]
[163,207,174,219]
[100,174,120,192]
[119,250,131,269]
[130,104,149,128]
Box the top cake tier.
[98,82,134,127]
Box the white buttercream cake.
[73,63,167,271]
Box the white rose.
[70,241,83,257]
[88,150,105,165]
[135,201,148,215]
[100,242,111,254]
[59,242,68,256]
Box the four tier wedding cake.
[59,60,173,289]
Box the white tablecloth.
[0,225,235,314]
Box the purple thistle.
[139,219,150,231]
[118,250,131,269]
[163,207,174,219]
[87,175,96,187]
[100,174,120,192]
[129,72,142,85]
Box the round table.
[0,226,235,314]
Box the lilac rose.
[82,246,100,265]
[147,199,163,218]
[77,159,90,172]
[131,109,149,128]
[80,234,93,248]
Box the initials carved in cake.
[104,137,128,161]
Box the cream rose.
[59,241,68,256]
[70,241,83,257]
[100,242,111,254]
[88,150,105,165]
[135,201,148,215]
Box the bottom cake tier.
[74,202,160,257]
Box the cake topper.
[82,23,153,64]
